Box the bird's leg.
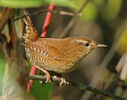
[41,68,51,83]
[34,65,51,83]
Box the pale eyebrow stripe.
[75,40,87,43]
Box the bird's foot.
[39,73,51,84]
[59,77,69,86]
[52,75,69,86]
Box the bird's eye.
[85,42,89,47]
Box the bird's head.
[72,36,107,56]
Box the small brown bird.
[23,16,106,84]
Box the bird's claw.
[59,77,69,86]
[39,75,51,84]
[45,75,51,83]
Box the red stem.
[40,3,55,37]
[27,66,37,92]
[27,3,55,92]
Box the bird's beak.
[96,44,107,47]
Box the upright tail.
[23,11,38,43]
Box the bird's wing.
[23,42,62,61]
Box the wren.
[23,16,106,84]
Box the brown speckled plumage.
[24,37,97,74]
[23,16,106,83]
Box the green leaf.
[102,0,122,20]
[54,0,80,9]
[0,0,47,8]
[80,2,98,21]
[0,0,80,8]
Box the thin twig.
[30,74,126,100]
[13,9,81,21]
[60,0,90,38]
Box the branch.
[14,10,81,21]
[30,74,126,100]
[60,0,90,38]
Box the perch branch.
[30,74,126,100]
